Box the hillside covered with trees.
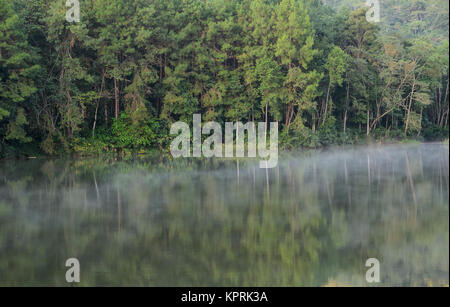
[0,0,448,157]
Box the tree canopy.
[0,0,448,157]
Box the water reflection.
[0,143,448,286]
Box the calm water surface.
[0,143,448,286]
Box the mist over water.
[0,143,448,286]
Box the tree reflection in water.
[0,143,448,286]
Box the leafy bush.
[71,113,170,154]
[422,125,449,141]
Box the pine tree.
[0,0,40,151]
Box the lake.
[0,143,448,286]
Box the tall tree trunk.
[437,85,442,126]
[322,78,331,126]
[417,107,423,136]
[92,103,99,138]
[343,109,347,134]
[405,76,416,135]
[265,102,268,139]
[444,109,449,127]
[366,109,370,136]
[312,112,316,133]
[285,103,291,127]
[93,71,105,137]
[114,78,119,119]
[440,80,449,127]
[344,80,350,134]
[285,103,294,131]
[104,99,108,127]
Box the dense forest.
[0,0,448,157]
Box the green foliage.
[0,0,449,158]
[111,113,168,149]
[72,113,169,155]
[5,108,31,143]
[0,0,40,156]
[326,46,347,87]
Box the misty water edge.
[0,143,448,286]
